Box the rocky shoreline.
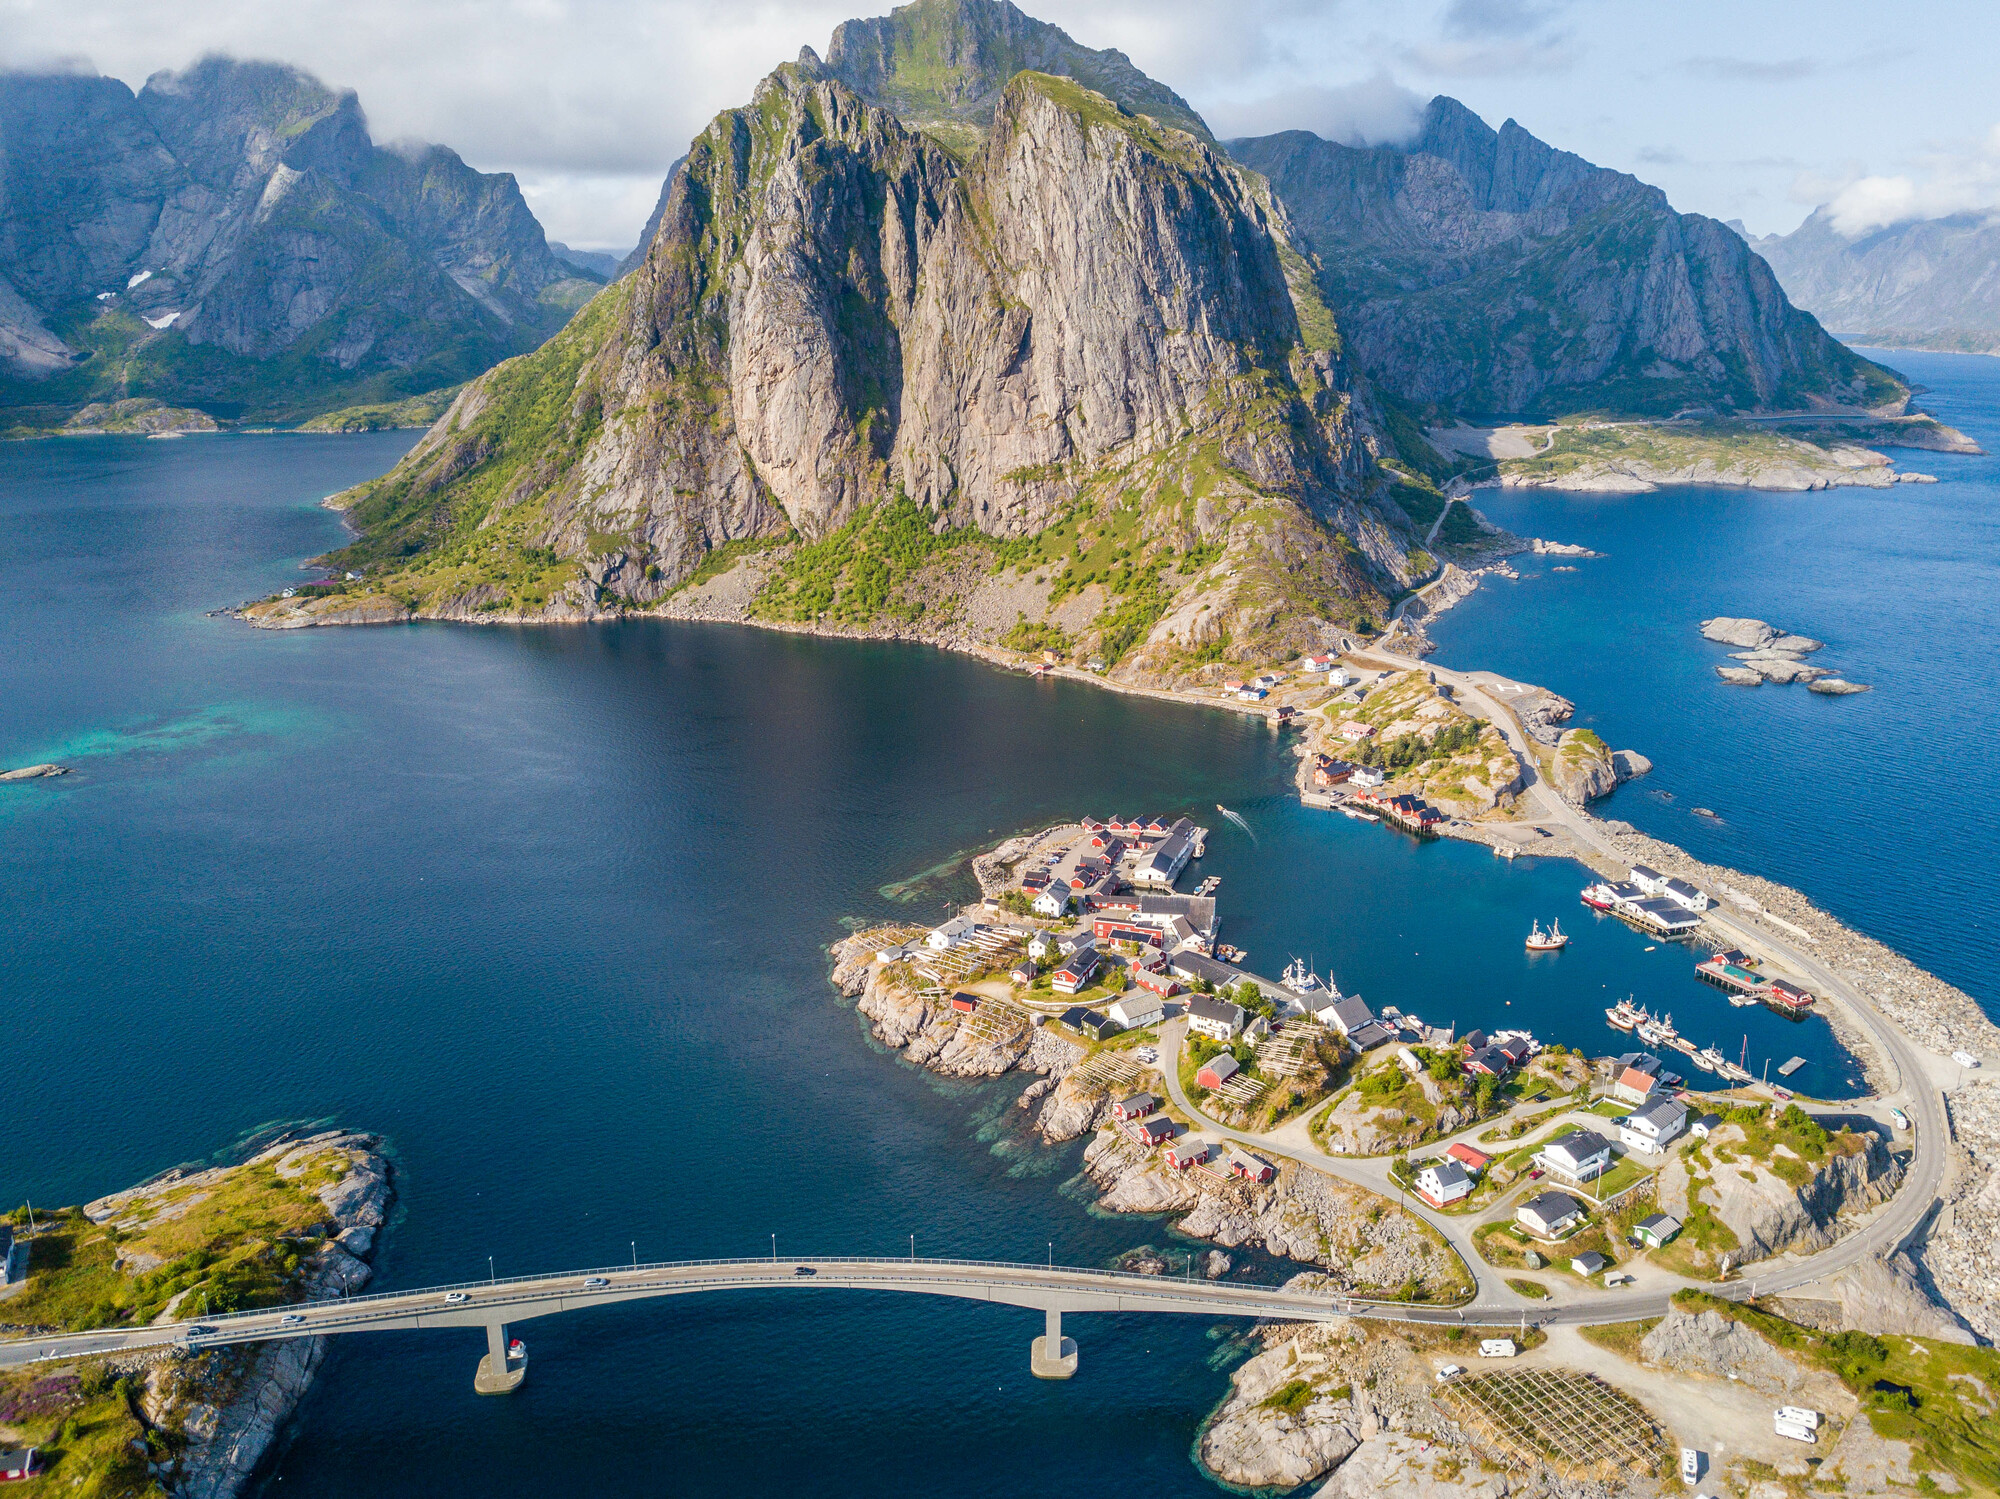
[77,1130,393,1499]
[829,938,1467,1299]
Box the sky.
[5,0,1998,251]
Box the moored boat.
[1580,882,1617,910]
[1525,918,1569,951]
[1282,957,1323,994]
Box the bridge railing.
[171,1254,1430,1327]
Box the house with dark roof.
[1111,1092,1158,1122]
[1187,994,1246,1042]
[1416,1159,1471,1207]
[1635,1213,1682,1248]
[1195,1053,1240,1090]
[1620,1098,1688,1155]
[1134,818,1197,887]
[1516,1191,1586,1238]
[1136,1116,1174,1146]
[1534,1129,1613,1184]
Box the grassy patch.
[1576,1317,1662,1363]
[0,1364,156,1498]
[1505,1277,1551,1300]
[1262,1378,1317,1416]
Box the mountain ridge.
[1228,98,1906,420]
[1746,207,2000,355]
[0,56,598,422]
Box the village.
[843,802,1909,1317]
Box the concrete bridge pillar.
[1030,1306,1077,1380]
[474,1321,526,1394]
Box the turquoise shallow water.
[1429,347,2000,1020]
[0,426,1889,1495]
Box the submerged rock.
[1810,678,1872,695]
[0,763,68,780]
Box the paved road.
[1339,643,1949,1291]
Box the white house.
[1348,764,1386,788]
[1134,819,1197,887]
[1302,654,1335,673]
[1032,887,1072,918]
[1027,931,1059,960]
[1534,1129,1613,1184]
[1629,865,1668,896]
[1328,667,1356,688]
[926,915,979,951]
[1416,1159,1472,1207]
[1689,1113,1723,1139]
[1612,1064,1661,1106]
[1516,1191,1586,1238]
[1187,994,1246,1042]
[1660,876,1711,912]
[1108,995,1165,1030]
[1620,1098,1688,1155]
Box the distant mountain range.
[0,57,600,423]
[1228,101,1900,420]
[1742,208,2000,355]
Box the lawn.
[1505,1277,1551,1300]
[1577,1318,1663,1362]
[0,1365,157,1498]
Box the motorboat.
[1282,957,1324,994]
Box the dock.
[1777,1056,1807,1077]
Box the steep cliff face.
[0,57,594,419]
[1229,98,1907,419]
[1746,207,2000,354]
[295,56,1416,672]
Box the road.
[1334,641,1950,1294]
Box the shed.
[1635,1213,1683,1248]
[1195,1054,1240,1090]
[1570,1251,1609,1276]
[1229,1149,1276,1183]
[1112,1092,1158,1122]
[1137,1117,1174,1146]
[950,992,979,1014]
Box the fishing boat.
[1525,918,1569,951]
[1604,997,1641,1031]
[1728,992,1760,1008]
[1281,957,1324,994]
[1696,1045,1731,1074]
[508,1338,528,1364]
[1580,882,1618,910]
[1636,1011,1679,1047]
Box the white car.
[582,1277,610,1289]
[1889,1108,1910,1130]
[279,1314,306,1327]
[1952,1051,1980,1068]
[443,1292,471,1305]
[1435,1364,1464,1382]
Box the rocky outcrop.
[107,1130,393,1499]
[1034,1070,1108,1141]
[1701,617,1864,691]
[1833,1253,1976,1344]
[0,763,68,780]
[1082,1129,1466,1294]
[1664,1127,1903,1267]
[63,398,218,434]
[0,58,591,418]
[1230,98,1906,420]
[1200,1339,1361,1490]
[1639,1309,1815,1397]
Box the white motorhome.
[1774,1418,1818,1444]
[1775,1407,1822,1430]
[1479,1339,1517,1358]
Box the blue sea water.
[1429,348,2000,1021]
[0,417,1906,1496]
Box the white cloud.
[1810,123,2000,236]
[1206,73,1425,147]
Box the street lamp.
[631,1241,637,1269]
[909,1234,915,1262]
[771,1233,776,1263]
[488,1256,495,1285]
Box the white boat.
[1525,918,1568,951]
[1605,998,1640,1031]
[1728,993,1760,1007]
[1282,957,1323,994]
[1696,1046,1730,1073]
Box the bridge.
[0,1248,1789,1393]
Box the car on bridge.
[582,1278,610,1289]
[444,1293,470,1305]
[185,1325,216,1338]
[280,1314,306,1327]
[794,1266,817,1277]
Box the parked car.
[582,1277,610,1289]
[1435,1364,1464,1382]
[1527,1168,1544,1179]
[443,1292,470,1305]
[1890,1108,1910,1130]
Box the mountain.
[547,243,621,279]
[1745,208,2000,354]
[820,0,1209,152]
[279,13,1429,679]
[1227,99,1906,419]
[0,57,600,422]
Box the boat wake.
[1216,804,1257,846]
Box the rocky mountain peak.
[821,0,1210,145]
